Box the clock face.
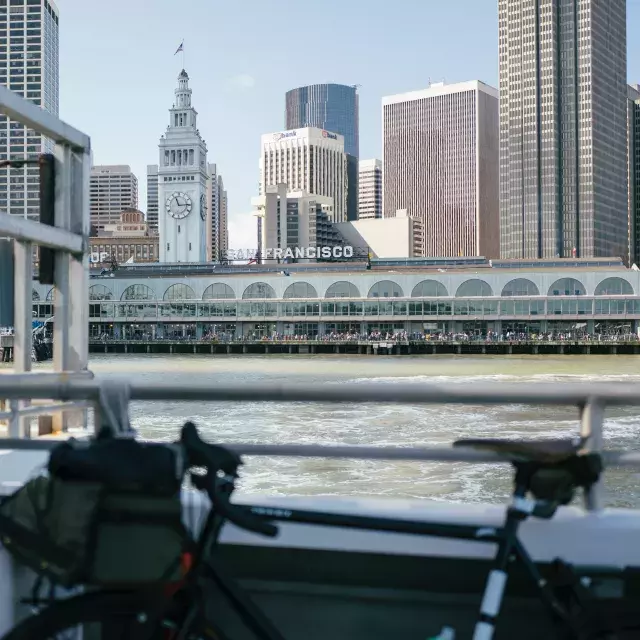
[166,192,192,219]
[200,193,207,221]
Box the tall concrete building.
[285,84,359,220]
[382,80,499,258]
[252,184,342,263]
[629,84,640,266]
[217,174,228,259]
[89,165,138,234]
[358,159,382,219]
[146,164,159,232]
[205,163,228,261]
[498,0,628,260]
[260,127,347,222]
[0,0,59,221]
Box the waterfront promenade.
[86,336,640,356]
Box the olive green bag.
[0,473,187,589]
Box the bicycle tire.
[0,590,222,640]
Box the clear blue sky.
[57,0,640,249]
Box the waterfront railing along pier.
[81,336,640,356]
[0,83,92,436]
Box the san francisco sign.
[225,246,356,261]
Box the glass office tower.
[285,83,359,220]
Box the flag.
[174,41,184,55]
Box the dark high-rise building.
[285,83,359,220]
[499,0,628,260]
[629,84,640,266]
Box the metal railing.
[0,83,92,435]
[2,375,640,511]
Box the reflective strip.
[472,621,494,640]
[512,496,535,513]
[480,570,507,617]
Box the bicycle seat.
[453,437,586,464]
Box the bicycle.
[1,423,636,639]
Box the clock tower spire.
[157,69,208,263]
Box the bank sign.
[272,130,297,141]
[322,130,337,140]
[226,246,355,261]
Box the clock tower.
[158,69,208,263]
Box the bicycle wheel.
[1,590,223,640]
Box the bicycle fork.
[472,495,530,640]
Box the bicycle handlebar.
[180,421,278,538]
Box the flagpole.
[182,38,185,69]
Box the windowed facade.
[0,0,59,222]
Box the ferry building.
[31,257,640,340]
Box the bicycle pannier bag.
[0,436,189,588]
[0,475,102,588]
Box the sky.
[56,0,640,250]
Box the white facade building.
[335,210,423,259]
[89,165,138,233]
[0,0,59,221]
[146,164,159,232]
[158,69,208,263]
[260,127,347,223]
[252,184,342,263]
[358,159,382,219]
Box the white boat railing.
[0,83,92,436]
[2,375,640,512]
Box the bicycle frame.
[179,491,583,640]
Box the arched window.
[202,283,236,299]
[367,280,404,298]
[455,279,493,297]
[46,288,55,301]
[121,284,156,301]
[325,281,360,298]
[32,289,40,301]
[501,279,540,297]
[548,278,585,296]
[411,280,448,297]
[283,282,318,298]
[89,284,114,301]
[594,277,634,296]
[242,282,277,299]
[163,284,196,301]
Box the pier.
[88,338,640,356]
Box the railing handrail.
[0,377,638,406]
[0,84,90,152]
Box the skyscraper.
[629,84,640,266]
[358,159,382,220]
[498,0,628,260]
[285,83,359,220]
[146,164,159,232]
[205,163,228,261]
[260,127,347,223]
[0,0,59,221]
[382,81,499,258]
[89,165,138,234]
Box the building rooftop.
[84,257,628,280]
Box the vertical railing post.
[51,145,90,432]
[12,239,33,437]
[580,398,605,511]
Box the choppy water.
[4,354,640,507]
